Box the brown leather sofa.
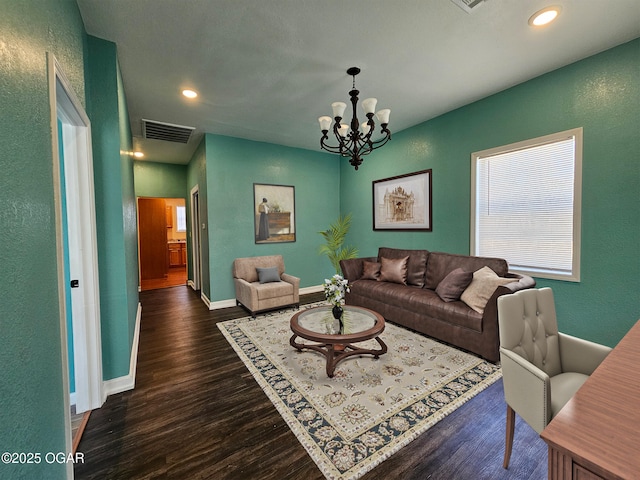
[340,247,535,362]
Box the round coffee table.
[289,305,387,377]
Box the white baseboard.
[300,284,324,295]
[208,298,237,310]
[103,302,142,397]
[201,291,212,309]
[188,279,195,289]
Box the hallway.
[140,266,187,291]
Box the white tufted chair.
[497,287,611,469]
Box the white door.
[48,54,104,472]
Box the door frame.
[48,53,104,461]
[190,185,202,291]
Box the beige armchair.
[497,287,611,469]
[233,254,299,318]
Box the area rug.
[218,303,501,480]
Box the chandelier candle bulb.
[376,108,391,125]
[318,116,332,131]
[362,97,378,114]
[331,102,347,119]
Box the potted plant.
[318,213,359,275]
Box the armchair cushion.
[256,266,281,284]
[549,372,589,418]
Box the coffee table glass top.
[296,306,378,335]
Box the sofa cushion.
[351,279,422,309]
[256,266,281,284]
[435,268,474,302]
[378,256,408,285]
[361,261,381,280]
[254,281,294,300]
[350,280,483,332]
[377,247,429,287]
[461,266,515,314]
[425,252,508,290]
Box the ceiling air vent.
[142,119,195,144]
[450,0,486,14]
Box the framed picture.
[254,183,296,243]
[372,169,432,231]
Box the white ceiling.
[76,0,640,165]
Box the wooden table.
[540,320,640,480]
[268,212,291,234]
[289,305,387,377]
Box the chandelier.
[318,67,391,170]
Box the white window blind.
[471,128,582,281]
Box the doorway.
[49,53,104,471]
[190,186,202,291]
[138,197,187,290]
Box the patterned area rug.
[218,303,501,480]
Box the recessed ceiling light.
[133,151,144,158]
[182,89,198,99]
[529,6,561,27]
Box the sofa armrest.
[559,332,611,376]
[503,273,536,293]
[339,257,377,283]
[281,273,300,302]
[500,347,551,434]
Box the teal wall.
[204,134,340,302]
[134,160,188,198]
[85,35,139,380]
[341,39,640,347]
[116,54,141,355]
[0,0,86,477]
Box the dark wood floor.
[75,286,547,480]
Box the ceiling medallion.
[318,67,391,170]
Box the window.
[471,128,582,281]
[176,205,187,232]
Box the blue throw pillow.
[256,266,281,284]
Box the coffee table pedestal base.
[289,335,388,377]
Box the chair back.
[498,287,562,377]
[233,255,285,283]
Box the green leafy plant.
[318,213,359,274]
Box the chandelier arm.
[369,131,392,150]
[320,140,347,155]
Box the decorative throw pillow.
[256,266,281,284]
[461,266,515,314]
[361,261,381,280]
[378,256,409,285]
[435,268,474,302]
